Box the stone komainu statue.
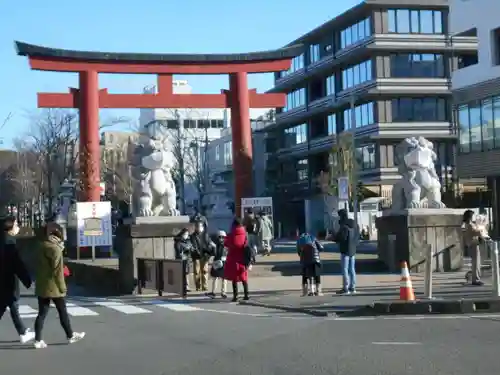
[128,122,180,217]
[391,136,446,210]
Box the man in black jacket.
[0,217,35,343]
[190,219,215,291]
[333,209,358,294]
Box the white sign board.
[76,201,113,248]
[338,177,350,201]
[241,197,273,220]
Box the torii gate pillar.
[229,72,253,215]
[79,70,101,202]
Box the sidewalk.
[240,272,500,316]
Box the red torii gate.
[15,41,301,216]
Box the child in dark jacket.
[208,230,228,299]
[174,228,193,295]
[297,233,324,296]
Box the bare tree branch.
[0,112,13,132]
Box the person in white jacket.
[257,211,274,256]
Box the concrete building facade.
[450,0,500,227]
[265,0,476,233]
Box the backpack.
[297,234,315,254]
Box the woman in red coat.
[224,218,250,302]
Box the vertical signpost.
[76,201,113,261]
[338,176,350,209]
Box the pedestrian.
[33,222,85,349]
[297,232,324,296]
[243,209,259,259]
[462,209,487,286]
[174,228,193,295]
[333,209,358,295]
[224,218,250,302]
[190,219,215,292]
[208,230,228,299]
[257,211,274,256]
[0,216,35,344]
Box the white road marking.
[155,303,200,312]
[18,305,37,315]
[372,342,422,345]
[65,302,99,316]
[91,300,152,314]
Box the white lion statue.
[128,121,180,217]
[391,136,446,210]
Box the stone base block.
[116,215,191,294]
[376,208,464,273]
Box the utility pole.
[350,94,359,235]
[175,110,186,214]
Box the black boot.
[231,281,238,302]
[242,281,249,301]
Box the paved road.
[2,285,500,374]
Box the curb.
[360,298,500,316]
[239,298,500,318]
[238,300,331,317]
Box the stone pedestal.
[116,216,192,294]
[376,209,464,273]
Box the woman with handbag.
[223,218,250,302]
[33,222,85,349]
[208,230,228,299]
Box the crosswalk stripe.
[66,302,99,316]
[18,305,37,315]
[91,300,152,314]
[153,302,200,312]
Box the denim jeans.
[0,300,27,335]
[341,254,356,291]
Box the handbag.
[63,265,70,277]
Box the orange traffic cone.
[399,261,415,301]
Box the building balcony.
[272,34,475,92]
[274,78,451,126]
[273,121,454,161]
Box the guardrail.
[136,258,187,298]
[423,239,500,299]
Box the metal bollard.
[491,241,500,297]
[424,244,434,299]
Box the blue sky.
[0,0,359,148]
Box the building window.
[223,141,232,165]
[390,54,445,78]
[215,144,220,161]
[458,96,500,154]
[327,114,337,135]
[392,98,447,122]
[341,60,372,90]
[183,119,196,128]
[297,159,308,181]
[388,9,443,34]
[279,54,305,78]
[458,105,471,153]
[344,103,375,130]
[492,27,500,66]
[340,18,371,50]
[356,144,376,170]
[326,75,335,96]
[283,123,308,148]
[309,44,321,64]
[166,120,178,129]
[284,88,306,111]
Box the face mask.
[196,225,204,233]
[181,233,189,240]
